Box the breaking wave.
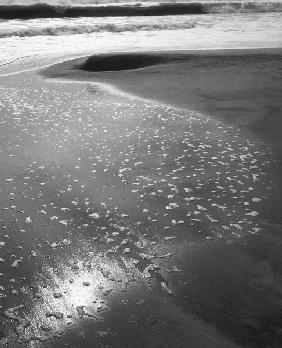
[0,2,282,20]
[0,20,198,37]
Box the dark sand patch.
[172,229,282,348]
[79,53,170,72]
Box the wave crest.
[0,2,282,20]
[0,21,198,38]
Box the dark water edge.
[1,2,282,20]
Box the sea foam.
[0,20,198,38]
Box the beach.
[44,49,282,144]
[0,4,282,348]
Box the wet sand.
[0,49,281,347]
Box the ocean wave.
[0,2,282,20]
[0,21,198,37]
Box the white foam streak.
[0,16,198,38]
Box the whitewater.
[0,11,281,76]
[0,1,281,77]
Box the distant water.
[1,1,282,21]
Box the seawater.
[0,12,281,75]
